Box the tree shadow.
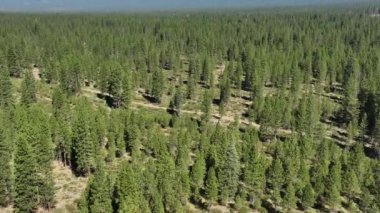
[212,98,221,106]
[96,93,116,108]
[142,93,159,104]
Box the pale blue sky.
[0,0,374,11]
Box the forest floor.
[50,161,87,213]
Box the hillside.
[0,8,379,213]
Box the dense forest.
[0,6,379,213]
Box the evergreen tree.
[219,140,240,202]
[115,162,143,212]
[0,67,13,107]
[7,47,21,78]
[301,183,316,209]
[21,71,37,106]
[151,69,165,103]
[201,57,211,83]
[29,106,55,209]
[87,162,113,213]
[14,133,39,213]
[106,62,123,106]
[170,86,182,114]
[191,151,206,198]
[52,87,66,117]
[201,89,213,121]
[0,112,12,207]
[205,166,218,204]
[267,157,284,205]
[72,101,95,176]
[244,146,267,195]
[284,183,297,210]
[121,70,133,108]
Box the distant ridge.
[0,0,376,12]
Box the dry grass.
[51,161,88,213]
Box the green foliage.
[0,67,13,107]
[0,8,379,213]
[218,139,240,202]
[72,100,96,176]
[14,133,39,213]
[151,69,165,103]
[0,110,12,207]
[205,166,218,204]
[21,71,37,106]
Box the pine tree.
[343,57,360,123]
[69,61,81,95]
[205,166,218,204]
[52,87,66,117]
[201,89,213,121]
[7,47,21,78]
[201,57,211,83]
[301,183,316,209]
[0,111,12,207]
[87,162,113,213]
[28,106,55,209]
[72,102,95,176]
[106,62,123,106]
[0,67,13,107]
[219,140,240,202]
[343,169,361,199]
[121,70,133,108]
[171,86,182,114]
[21,71,37,106]
[191,152,206,199]
[115,162,142,212]
[284,183,297,210]
[244,146,267,195]
[267,157,284,205]
[151,69,165,103]
[14,133,39,213]
[187,73,196,100]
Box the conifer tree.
[284,183,297,210]
[7,48,21,78]
[170,86,182,114]
[21,70,37,106]
[0,112,12,207]
[106,62,123,106]
[151,69,165,103]
[14,133,39,213]
[115,162,142,212]
[28,106,55,209]
[121,70,133,108]
[201,57,211,83]
[72,101,95,176]
[87,162,113,213]
[205,166,218,204]
[201,89,213,121]
[0,67,13,108]
[267,157,284,205]
[191,151,206,198]
[52,87,66,117]
[244,146,267,195]
[301,183,316,209]
[219,140,240,202]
